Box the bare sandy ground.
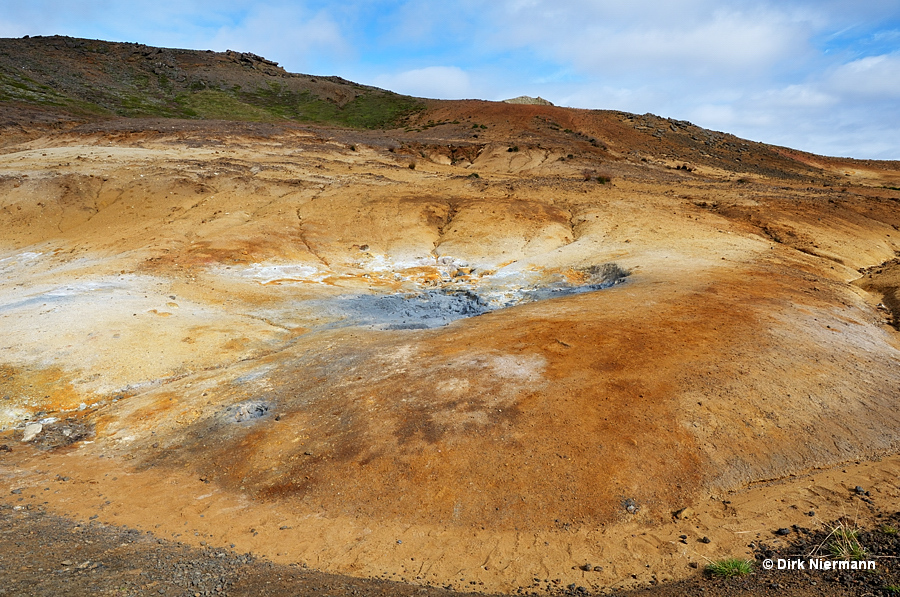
[2,114,900,594]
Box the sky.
[2,1,899,159]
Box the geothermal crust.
[2,103,900,593]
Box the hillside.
[0,35,424,127]
[2,36,900,597]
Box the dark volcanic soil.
[0,502,485,597]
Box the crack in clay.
[295,210,330,267]
[432,200,459,256]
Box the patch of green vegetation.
[60,97,113,116]
[0,71,45,95]
[0,71,110,115]
[417,119,455,131]
[132,73,151,90]
[705,558,753,578]
[882,524,898,535]
[118,93,181,118]
[176,90,274,121]
[234,84,425,128]
[340,93,425,128]
[828,526,867,561]
[157,73,173,94]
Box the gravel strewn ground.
[0,503,486,597]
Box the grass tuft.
[827,524,867,561]
[705,558,753,578]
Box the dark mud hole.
[338,263,629,330]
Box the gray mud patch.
[339,289,489,330]
[224,400,270,423]
[519,263,630,302]
[337,263,629,330]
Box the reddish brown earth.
[2,99,900,596]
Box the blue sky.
[2,1,899,159]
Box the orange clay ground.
[2,104,900,594]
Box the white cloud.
[0,23,27,38]
[757,84,837,109]
[203,7,352,72]
[485,0,814,78]
[373,66,472,99]
[826,53,900,98]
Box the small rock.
[775,528,791,536]
[854,485,866,495]
[21,423,42,442]
[689,562,699,569]
[673,507,693,520]
[579,563,592,571]
[807,510,815,516]
[699,536,711,544]
[61,560,73,566]
[0,444,11,452]
[593,566,603,572]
